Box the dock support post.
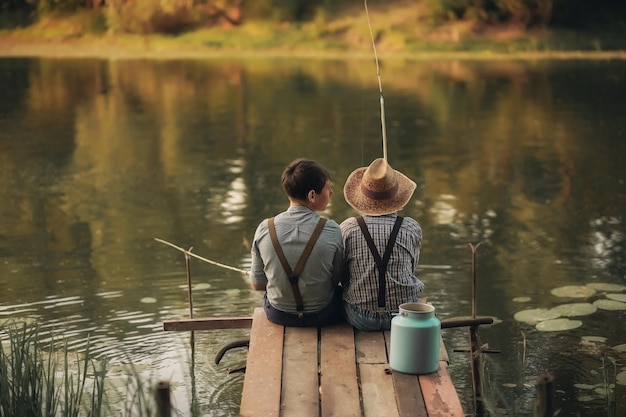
[155,380,171,417]
[536,373,554,417]
[468,242,484,416]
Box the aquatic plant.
[0,321,159,417]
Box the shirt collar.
[287,205,315,214]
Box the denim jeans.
[263,288,343,327]
[343,302,395,331]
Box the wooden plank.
[355,330,387,364]
[359,363,400,417]
[163,316,252,331]
[239,308,284,417]
[440,316,493,329]
[392,371,428,417]
[281,327,319,417]
[320,324,360,417]
[419,362,465,417]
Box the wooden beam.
[441,316,493,329]
[240,309,284,417]
[392,372,427,417]
[163,316,252,331]
[419,362,466,416]
[360,363,400,417]
[281,327,319,417]
[355,330,387,364]
[320,324,361,417]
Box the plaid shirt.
[341,213,424,313]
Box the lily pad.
[606,293,626,303]
[551,285,596,298]
[549,303,597,317]
[617,371,626,386]
[536,318,583,332]
[194,283,211,290]
[140,297,157,304]
[514,308,560,323]
[586,283,626,292]
[574,383,595,390]
[592,299,626,311]
[581,336,607,343]
[513,297,532,303]
[612,344,626,353]
[578,395,596,402]
[594,386,612,396]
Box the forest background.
[1,0,625,58]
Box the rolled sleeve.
[250,221,269,288]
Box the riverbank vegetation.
[1,0,625,57]
[0,321,156,416]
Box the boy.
[250,158,343,327]
[341,158,424,331]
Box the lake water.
[1,55,625,416]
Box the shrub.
[106,0,193,34]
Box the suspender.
[267,217,328,315]
[356,216,404,309]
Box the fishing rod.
[364,0,388,162]
[154,238,249,275]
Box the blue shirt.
[341,213,424,313]
[251,206,344,313]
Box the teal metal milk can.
[389,302,441,374]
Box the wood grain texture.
[237,307,465,417]
[239,308,284,417]
[320,324,361,417]
[355,330,387,364]
[281,327,319,417]
[392,371,428,417]
[359,363,400,417]
[419,362,466,417]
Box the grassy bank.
[1,2,625,60]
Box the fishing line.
[154,238,249,275]
[364,0,388,161]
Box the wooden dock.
[239,308,465,417]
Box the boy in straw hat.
[250,158,344,327]
[341,158,424,331]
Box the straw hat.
[344,158,417,216]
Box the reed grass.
[0,321,156,417]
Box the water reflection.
[1,56,625,416]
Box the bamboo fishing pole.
[364,0,388,162]
[154,238,249,275]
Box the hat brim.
[343,166,417,216]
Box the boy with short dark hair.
[250,158,344,327]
